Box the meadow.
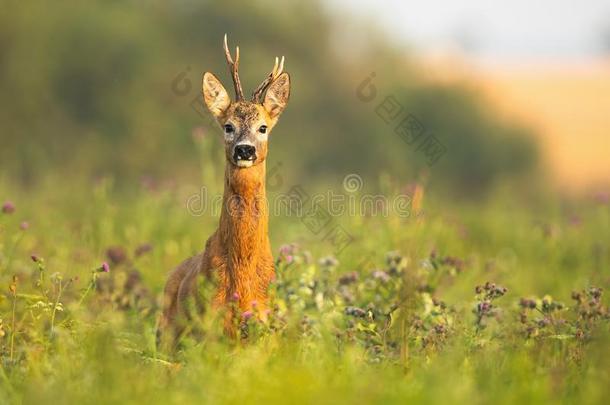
[0,166,608,404]
[0,1,609,403]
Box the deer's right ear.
[202,72,231,117]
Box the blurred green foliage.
[0,0,539,196]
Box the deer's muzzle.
[233,144,256,167]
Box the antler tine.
[277,56,285,76]
[223,34,244,101]
[272,57,279,76]
[223,34,233,63]
[251,55,286,103]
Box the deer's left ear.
[263,72,290,119]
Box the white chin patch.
[236,160,253,168]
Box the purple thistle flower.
[106,246,127,265]
[478,301,491,313]
[519,298,537,309]
[100,262,110,273]
[242,310,254,321]
[319,256,339,267]
[251,300,258,309]
[134,243,153,257]
[372,270,390,283]
[2,201,15,214]
[31,254,40,263]
[20,221,29,230]
[279,243,298,256]
[339,271,359,285]
[231,292,240,301]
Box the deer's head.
[202,35,290,169]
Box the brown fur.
[158,38,290,347]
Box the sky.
[329,0,610,62]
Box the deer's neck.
[218,162,270,301]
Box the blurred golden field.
[429,57,610,191]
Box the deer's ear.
[263,72,290,119]
[202,72,231,117]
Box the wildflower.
[231,292,239,301]
[279,244,295,256]
[519,298,536,309]
[242,310,254,321]
[477,281,507,298]
[386,251,402,267]
[278,244,298,265]
[432,297,447,309]
[338,286,355,303]
[106,246,127,265]
[412,318,424,329]
[319,256,339,267]
[98,262,110,273]
[478,301,491,313]
[135,243,153,257]
[541,297,552,311]
[441,256,465,272]
[2,201,15,214]
[31,254,40,262]
[20,221,29,230]
[589,287,603,300]
[338,271,359,285]
[251,300,258,309]
[372,270,390,283]
[344,306,367,317]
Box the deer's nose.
[234,144,256,161]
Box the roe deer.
[158,35,290,346]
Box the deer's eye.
[258,125,267,134]
[224,124,234,133]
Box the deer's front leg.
[157,253,203,350]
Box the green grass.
[0,175,608,404]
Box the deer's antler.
[223,34,244,101]
[251,55,285,103]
